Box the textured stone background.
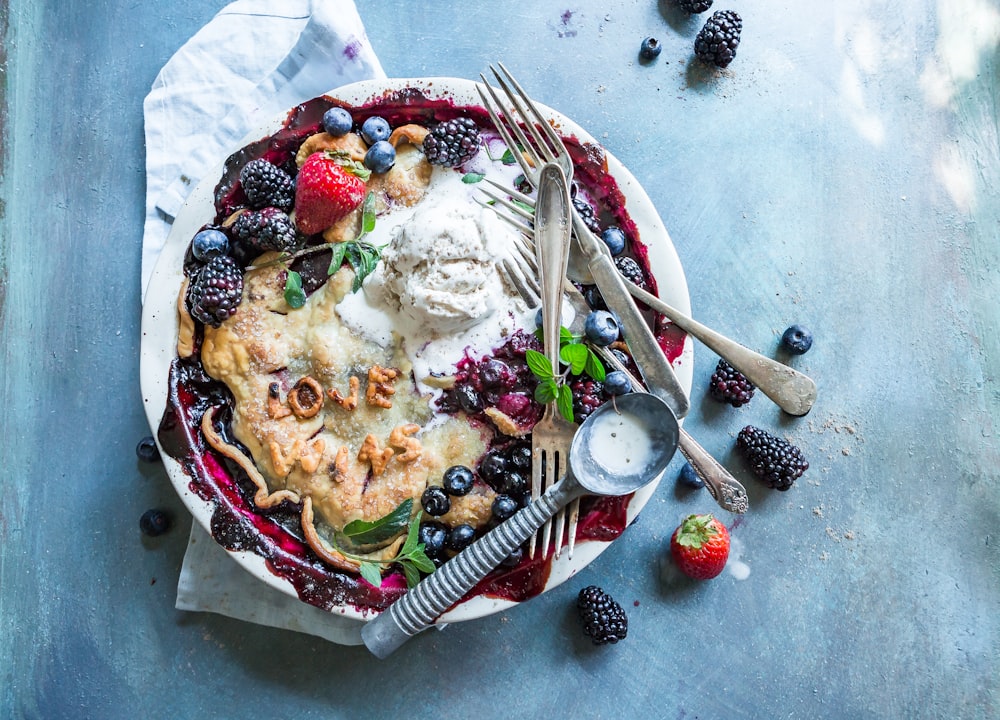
[1,0,997,718]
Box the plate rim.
[139,75,692,624]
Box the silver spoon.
[362,393,681,658]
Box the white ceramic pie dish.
[139,76,692,624]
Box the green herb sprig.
[327,499,435,588]
[527,326,607,423]
[281,191,382,304]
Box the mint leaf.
[560,343,589,375]
[341,498,413,546]
[406,547,436,574]
[357,191,377,239]
[525,348,554,380]
[500,148,517,165]
[359,561,383,587]
[462,172,485,184]
[401,562,421,588]
[534,378,558,404]
[556,383,575,423]
[283,270,306,309]
[327,243,348,276]
[585,348,607,381]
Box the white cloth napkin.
[141,0,386,645]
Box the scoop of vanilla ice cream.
[378,195,512,335]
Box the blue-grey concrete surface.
[1,0,997,718]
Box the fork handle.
[362,481,579,658]
[585,242,691,419]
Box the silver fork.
[479,63,691,422]
[482,182,817,417]
[497,217,750,521]
[524,162,577,559]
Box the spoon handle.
[362,481,578,658]
[624,280,817,416]
[677,429,749,514]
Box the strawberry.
[669,513,730,580]
[293,151,367,235]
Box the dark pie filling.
[158,89,685,615]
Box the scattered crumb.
[843,530,855,540]
[633,600,640,607]
[819,551,830,561]
[812,506,824,518]
[150,577,157,586]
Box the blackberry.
[615,256,646,288]
[737,425,809,491]
[709,358,755,407]
[576,586,628,645]
[571,379,605,424]
[678,0,713,13]
[232,207,300,255]
[694,10,742,69]
[573,196,602,235]
[422,117,482,167]
[240,159,294,212]
[188,255,244,327]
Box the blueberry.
[418,522,448,557]
[446,524,476,551]
[480,358,513,388]
[600,226,627,256]
[478,450,508,486]
[360,116,391,144]
[191,229,230,261]
[491,494,519,521]
[506,444,532,472]
[443,465,475,496]
[136,436,161,463]
[584,310,620,346]
[455,385,483,413]
[781,325,814,354]
[582,285,607,311]
[678,461,704,489]
[139,509,171,537]
[535,308,544,328]
[421,486,451,516]
[604,370,632,396]
[363,140,396,173]
[322,107,353,136]
[501,471,528,496]
[639,37,662,61]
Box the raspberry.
[576,586,628,645]
[709,358,755,407]
[422,117,481,167]
[239,159,294,212]
[187,255,244,327]
[695,10,742,68]
[614,256,646,287]
[571,379,605,424]
[232,207,300,255]
[737,425,809,491]
[678,0,713,12]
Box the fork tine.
[494,63,567,165]
[477,81,536,181]
[488,69,557,168]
